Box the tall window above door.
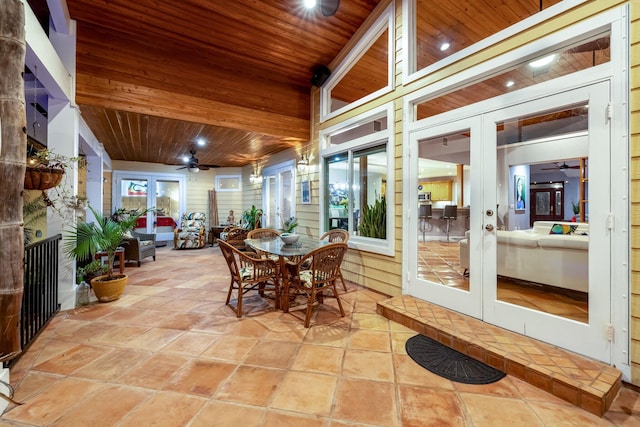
[320,4,394,121]
[404,0,586,83]
[320,103,394,256]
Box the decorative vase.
[90,274,128,302]
[24,166,64,190]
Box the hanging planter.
[24,166,64,190]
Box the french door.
[408,81,613,362]
[112,171,186,243]
[261,161,295,229]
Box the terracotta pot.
[90,274,128,302]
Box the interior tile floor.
[1,244,639,426]
[417,240,589,323]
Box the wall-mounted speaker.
[311,65,331,87]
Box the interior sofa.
[459,221,589,292]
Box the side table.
[94,247,125,274]
[208,225,227,246]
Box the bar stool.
[440,205,457,243]
[418,204,432,241]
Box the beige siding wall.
[630,1,640,384]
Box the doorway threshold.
[377,295,621,417]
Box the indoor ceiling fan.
[541,161,580,171]
[176,150,219,173]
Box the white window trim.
[401,0,588,86]
[215,174,242,192]
[320,103,395,256]
[112,170,187,217]
[261,160,296,229]
[320,3,395,122]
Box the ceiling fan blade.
[541,167,559,170]
[198,165,210,171]
[176,166,187,170]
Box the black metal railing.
[18,234,62,357]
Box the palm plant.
[64,205,147,280]
[242,205,263,230]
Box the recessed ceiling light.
[439,42,450,52]
[196,138,206,146]
[529,54,556,68]
[182,156,190,162]
[304,0,316,8]
[506,80,514,87]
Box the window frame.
[401,0,588,86]
[320,3,395,122]
[215,175,242,192]
[320,103,395,256]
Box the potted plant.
[64,205,148,302]
[571,201,580,222]
[358,196,387,239]
[24,148,82,191]
[241,205,263,230]
[280,216,298,233]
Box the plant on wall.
[358,196,386,239]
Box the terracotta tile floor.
[418,240,589,322]
[1,245,639,426]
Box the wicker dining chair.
[219,240,280,317]
[283,242,348,327]
[320,229,349,291]
[247,228,282,261]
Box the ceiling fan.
[176,150,219,173]
[541,161,580,171]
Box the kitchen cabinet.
[420,180,452,201]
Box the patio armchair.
[219,240,280,317]
[219,226,251,251]
[122,231,156,266]
[320,229,350,291]
[174,212,206,249]
[283,242,348,327]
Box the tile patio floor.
[1,244,639,426]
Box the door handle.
[485,224,494,232]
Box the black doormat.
[405,335,506,385]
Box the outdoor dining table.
[245,235,331,312]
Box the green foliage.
[64,205,149,279]
[23,195,47,245]
[280,216,298,233]
[358,196,386,239]
[76,260,106,284]
[242,205,263,230]
[572,201,580,215]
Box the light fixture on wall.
[297,154,309,173]
[249,170,261,184]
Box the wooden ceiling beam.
[76,75,310,141]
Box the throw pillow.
[549,223,578,235]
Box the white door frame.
[112,171,186,242]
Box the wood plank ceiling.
[63,0,381,167]
[57,0,604,169]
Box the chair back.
[219,240,241,280]
[419,204,432,218]
[320,229,349,243]
[181,212,206,228]
[247,228,280,240]
[443,205,457,219]
[299,243,348,286]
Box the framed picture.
[514,175,526,213]
[301,180,311,204]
